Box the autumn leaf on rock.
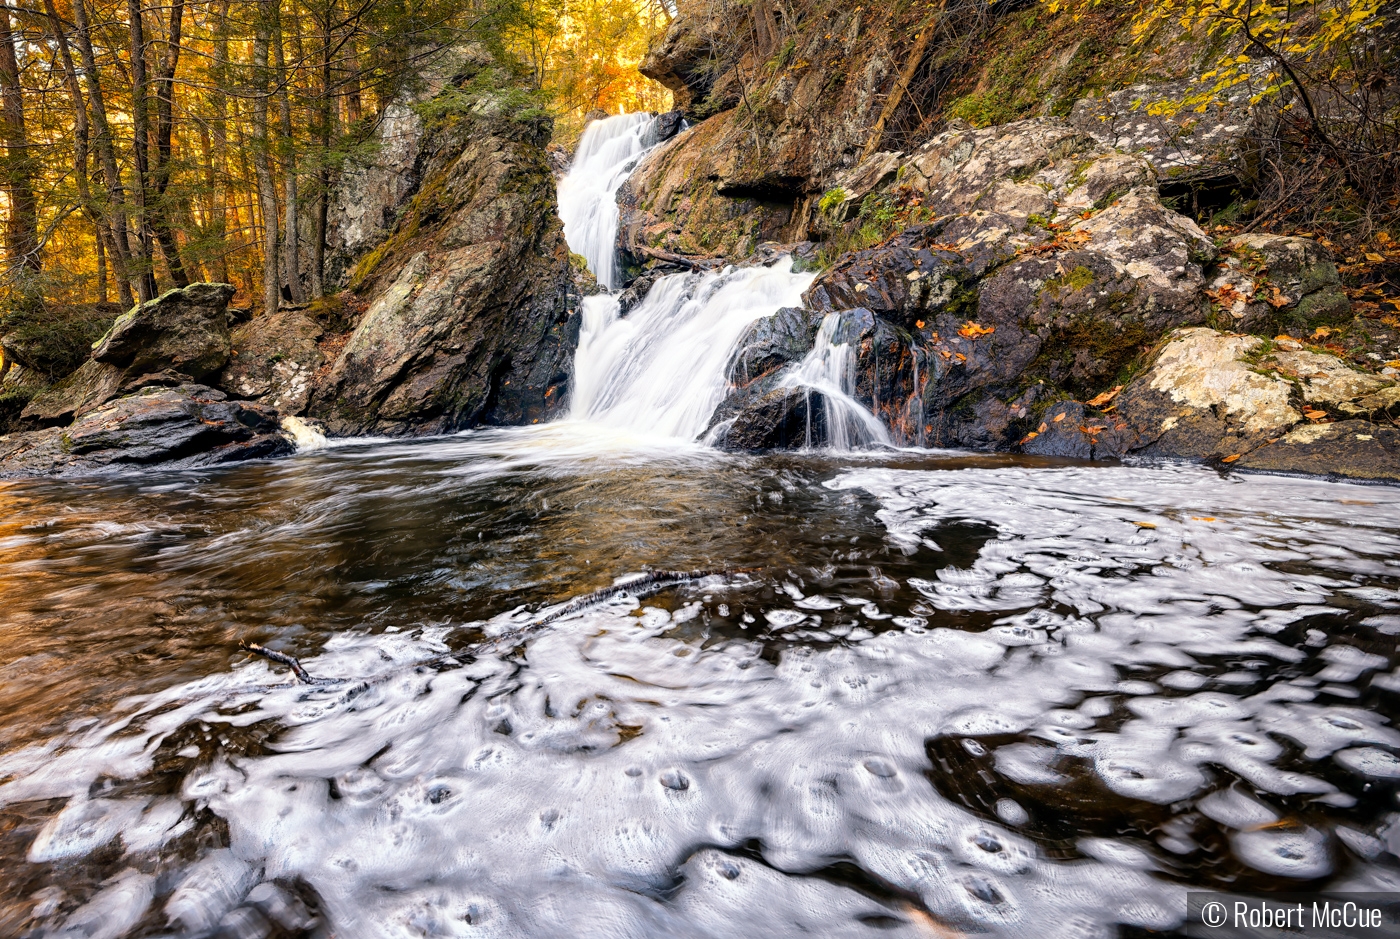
[1053,412,1066,422]
[1087,385,1122,407]
[958,322,995,339]
[1222,454,1242,463]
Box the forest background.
[0,0,674,353]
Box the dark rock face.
[729,307,815,384]
[719,385,828,450]
[0,384,291,478]
[0,282,303,478]
[307,78,575,437]
[1237,422,1400,482]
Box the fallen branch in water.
[242,642,330,685]
[241,569,755,686]
[528,568,748,627]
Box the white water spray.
[557,113,658,290]
[556,114,890,450]
[568,260,816,440]
[779,314,893,450]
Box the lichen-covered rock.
[1116,329,1300,458]
[93,283,234,380]
[308,80,574,436]
[1111,328,1397,475]
[0,384,291,477]
[1069,79,1259,182]
[1208,234,1351,334]
[222,308,325,413]
[323,45,493,288]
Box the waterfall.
[555,114,891,452]
[568,260,816,440]
[778,314,893,451]
[557,112,658,291]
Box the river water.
[3,115,1400,938]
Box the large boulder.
[308,69,577,437]
[21,282,236,427]
[1110,328,1399,480]
[0,384,291,478]
[93,283,234,379]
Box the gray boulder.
[94,282,234,379]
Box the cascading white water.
[569,260,816,440]
[557,113,657,291]
[556,114,890,451]
[779,314,893,450]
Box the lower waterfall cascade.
[557,113,893,451]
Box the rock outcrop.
[23,283,236,427]
[0,283,300,478]
[712,118,1217,449]
[306,64,577,437]
[1112,329,1398,480]
[0,384,291,477]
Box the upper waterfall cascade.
[556,114,892,450]
[557,112,658,292]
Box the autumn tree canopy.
[0,0,672,326]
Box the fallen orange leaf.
[958,322,996,339]
[1191,516,1217,521]
[1222,454,1241,463]
[915,320,925,329]
[1053,412,1066,422]
[1038,422,1048,433]
[1134,521,1157,529]
[1087,385,1123,408]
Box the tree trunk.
[0,11,40,275]
[210,0,232,285]
[273,5,304,302]
[126,0,157,300]
[252,0,281,313]
[96,224,108,303]
[310,1,335,298]
[151,0,190,287]
[72,0,136,308]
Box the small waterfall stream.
[557,113,889,450]
[557,113,656,291]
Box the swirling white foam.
[7,464,1400,936]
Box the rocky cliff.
[621,0,1399,481]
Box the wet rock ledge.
[0,283,298,478]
